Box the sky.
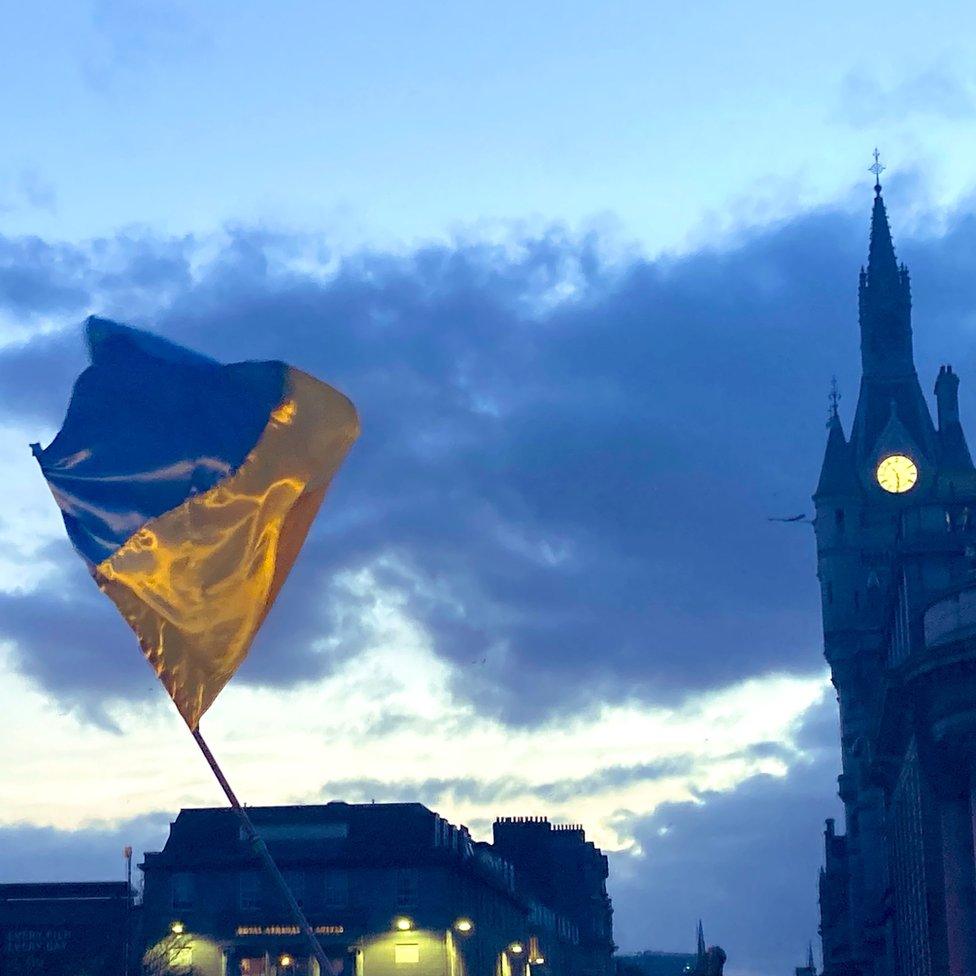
[3,2,976,974]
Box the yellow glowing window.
[876,454,918,493]
[395,944,420,965]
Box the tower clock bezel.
[875,453,919,494]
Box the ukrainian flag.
[33,317,359,729]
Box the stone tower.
[815,168,976,975]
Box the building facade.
[814,173,976,975]
[492,816,614,976]
[0,881,133,976]
[140,803,612,976]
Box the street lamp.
[395,916,414,931]
[170,921,185,935]
[454,918,474,934]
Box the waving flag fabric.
[33,317,359,729]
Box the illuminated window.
[240,958,267,975]
[240,871,261,910]
[396,868,418,908]
[395,944,420,965]
[172,873,194,910]
[324,869,349,908]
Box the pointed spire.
[868,187,899,288]
[856,152,916,384]
[815,392,860,500]
[697,919,706,961]
[865,149,896,286]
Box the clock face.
[876,454,918,494]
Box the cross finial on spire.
[869,148,885,195]
[828,376,841,423]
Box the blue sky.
[4,4,976,975]
[3,1,976,251]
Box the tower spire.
[867,152,898,287]
[697,919,706,961]
[855,151,916,387]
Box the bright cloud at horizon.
[0,560,829,854]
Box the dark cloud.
[0,236,90,317]
[0,546,159,730]
[610,693,843,975]
[0,812,170,884]
[3,193,972,725]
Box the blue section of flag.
[34,317,286,567]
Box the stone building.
[814,170,976,974]
[492,816,614,976]
[0,881,133,976]
[139,802,613,976]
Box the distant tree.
[141,933,201,976]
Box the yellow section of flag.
[95,368,359,729]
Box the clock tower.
[814,163,976,976]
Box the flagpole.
[190,727,337,976]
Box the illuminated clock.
[876,454,918,494]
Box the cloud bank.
[5,188,975,969]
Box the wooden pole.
[191,727,337,976]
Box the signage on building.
[235,924,345,936]
[5,928,71,952]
